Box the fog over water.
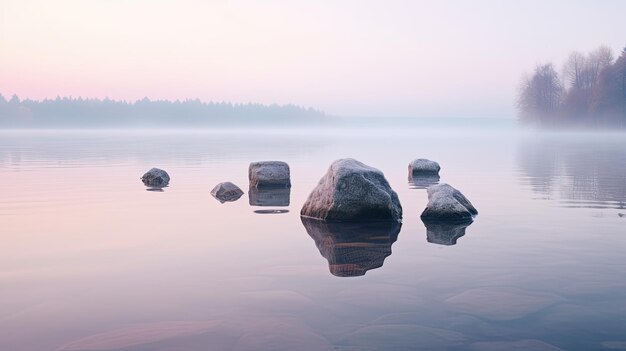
[2,0,625,349]
[1,126,626,350]
[2,1,625,117]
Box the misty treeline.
[518,45,626,128]
[0,95,327,128]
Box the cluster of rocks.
[142,161,292,206]
[141,157,478,267]
[141,157,477,223]
[298,158,476,274]
[300,157,476,223]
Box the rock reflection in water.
[254,209,290,214]
[408,174,440,189]
[248,186,290,207]
[301,217,401,277]
[422,219,473,246]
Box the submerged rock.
[229,316,335,351]
[301,158,402,221]
[338,324,466,350]
[408,158,440,175]
[141,168,170,187]
[57,321,221,351]
[301,217,401,277]
[249,186,290,206]
[421,184,477,221]
[445,287,562,321]
[470,339,565,351]
[422,218,473,245]
[248,161,291,188]
[210,182,244,203]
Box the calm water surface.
[1,129,625,351]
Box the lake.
[1,128,626,351]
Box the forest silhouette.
[518,45,626,128]
[0,96,327,128]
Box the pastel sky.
[1,0,624,117]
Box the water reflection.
[248,187,290,207]
[0,130,327,170]
[421,219,473,246]
[408,174,440,189]
[301,218,401,277]
[253,209,290,214]
[4,130,626,350]
[517,135,626,209]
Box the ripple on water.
[444,287,563,321]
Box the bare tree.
[519,45,625,128]
[518,63,564,125]
[561,46,615,119]
[563,51,586,90]
[586,45,614,90]
[591,45,615,67]
[562,47,612,92]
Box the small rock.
[140,168,170,187]
[248,161,291,188]
[301,158,402,221]
[421,184,477,221]
[408,159,441,189]
[211,182,244,203]
[409,158,441,175]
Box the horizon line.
[0,93,323,110]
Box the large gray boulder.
[421,184,477,221]
[211,182,244,203]
[409,158,440,175]
[301,158,402,221]
[141,168,170,187]
[248,161,291,188]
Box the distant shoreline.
[0,95,328,128]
